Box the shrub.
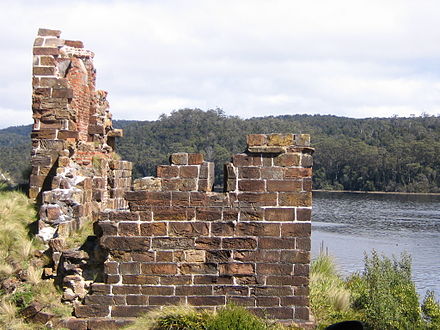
[207,304,270,330]
[422,291,440,329]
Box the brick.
[162,178,197,191]
[295,307,310,320]
[101,237,150,251]
[196,208,222,221]
[252,286,293,296]
[235,222,280,237]
[118,222,140,236]
[188,153,204,164]
[247,134,267,146]
[265,208,295,221]
[194,275,233,284]
[279,192,312,207]
[238,167,261,179]
[112,306,153,318]
[259,238,295,249]
[280,250,310,264]
[112,285,141,295]
[126,295,148,305]
[153,208,191,221]
[199,161,214,179]
[232,154,262,167]
[65,40,84,48]
[179,166,198,178]
[160,276,192,285]
[297,208,312,221]
[227,296,256,306]
[235,276,265,285]
[267,133,294,146]
[37,28,61,37]
[156,251,173,261]
[223,238,257,249]
[104,262,118,274]
[190,192,207,206]
[273,153,300,167]
[281,296,309,306]
[75,305,109,318]
[238,180,265,192]
[122,275,159,285]
[256,296,280,307]
[224,163,237,179]
[176,286,212,296]
[171,192,190,206]
[141,263,178,275]
[195,237,221,250]
[266,276,308,286]
[149,296,183,305]
[284,167,312,178]
[188,296,225,306]
[170,153,188,165]
[205,250,231,263]
[180,263,217,275]
[214,285,249,295]
[234,250,280,263]
[252,307,294,320]
[33,66,55,76]
[239,209,264,221]
[281,223,311,237]
[140,222,167,236]
[152,238,194,249]
[125,191,171,204]
[294,264,309,276]
[33,47,60,56]
[84,295,115,305]
[261,167,284,179]
[211,222,235,236]
[301,154,313,167]
[296,237,311,250]
[169,222,209,237]
[58,318,87,330]
[237,193,277,206]
[222,209,239,220]
[219,263,254,275]
[266,180,302,192]
[90,284,111,294]
[156,165,179,178]
[119,262,140,275]
[140,286,174,295]
[257,263,292,275]
[131,251,155,262]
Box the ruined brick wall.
[74,134,313,326]
[30,29,132,288]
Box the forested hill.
[1,109,440,193]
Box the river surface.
[311,191,440,298]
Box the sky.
[1,0,440,128]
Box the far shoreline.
[312,189,440,196]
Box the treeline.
[1,109,440,193]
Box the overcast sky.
[1,0,440,128]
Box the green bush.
[349,251,423,329]
[422,291,440,329]
[207,304,269,330]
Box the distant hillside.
[1,110,440,192]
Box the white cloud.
[1,0,440,128]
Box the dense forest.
[1,109,440,193]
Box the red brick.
[259,237,295,249]
[101,237,150,251]
[149,296,183,305]
[223,209,239,220]
[33,66,55,76]
[265,208,295,221]
[280,250,310,263]
[234,250,280,263]
[196,208,222,221]
[235,276,265,285]
[171,192,190,206]
[119,262,140,275]
[193,275,233,284]
[170,153,188,165]
[247,134,267,147]
[205,250,231,262]
[273,153,300,167]
[33,47,60,56]
[266,180,301,192]
[156,251,173,261]
[296,237,311,250]
[153,208,191,220]
[125,191,171,205]
[214,285,249,295]
[261,167,284,179]
[303,178,312,191]
[65,40,84,48]
[156,165,179,178]
[140,286,174,295]
[238,180,265,192]
[104,262,118,275]
[84,295,115,305]
[281,223,311,237]
[219,263,254,275]
[223,238,257,249]
[141,263,178,275]
[279,192,312,207]
[169,222,209,237]
[112,285,141,295]
[37,28,61,37]
[239,209,264,221]
[122,275,159,285]
[160,276,192,285]
[211,222,235,236]
[131,251,155,262]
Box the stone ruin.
[30,29,314,329]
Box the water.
[311,191,440,297]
